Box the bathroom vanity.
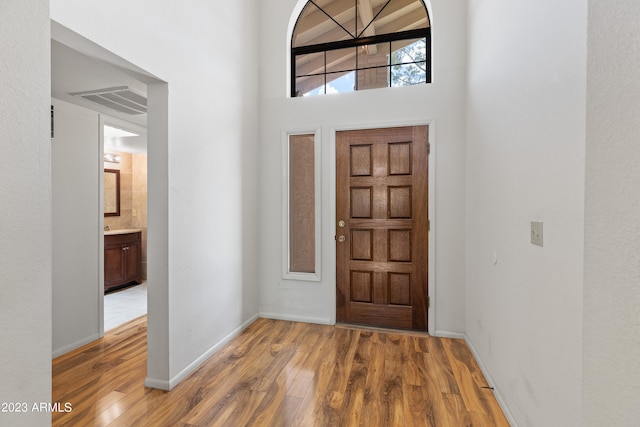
[104,229,142,293]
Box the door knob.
[338,220,345,228]
[337,235,346,243]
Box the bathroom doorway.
[102,119,148,331]
[51,24,168,366]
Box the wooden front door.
[336,126,429,330]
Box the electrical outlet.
[531,221,543,246]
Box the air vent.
[70,86,147,115]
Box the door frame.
[329,120,436,335]
[99,115,148,336]
[51,22,171,387]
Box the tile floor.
[104,282,147,331]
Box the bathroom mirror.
[104,169,121,217]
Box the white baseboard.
[433,330,467,340]
[144,314,260,391]
[143,377,170,390]
[259,311,332,325]
[52,333,101,359]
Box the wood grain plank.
[422,352,460,426]
[246,345,308,426]
[291,361,337,426]
[444,342,489,416]
[179,342,274,425]
[360,332,386,426]
[382,360,406,426]
[429,338,461,395]
[403,384,436,427]
[336,330,372,426]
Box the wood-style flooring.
[52,316,509,426]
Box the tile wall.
[104,151,148,279]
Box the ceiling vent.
[70,86,147,115]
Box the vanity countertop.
[104,228,142,236]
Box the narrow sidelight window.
[289,134,316,273]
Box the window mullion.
[388,41,392,88]
[355,46,359,91]
[291,1,431,96]
[324,51,327,94]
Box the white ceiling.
[51,40,148,153]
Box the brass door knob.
[338,235,346,243]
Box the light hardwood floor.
[52,316,509,426]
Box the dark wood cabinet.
[104,231,142,293]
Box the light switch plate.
[531,221,543,246]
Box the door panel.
[104,245,125,287]
[124,242,141,283]
[336,126,428,330]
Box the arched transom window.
[291,0,431,96]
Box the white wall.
[52,99,101,357]
[258,0,468,334]
[0,0,52,425]
[465,0,587,425]
[584,1,640,425]
[51,0,261,388]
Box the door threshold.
[335,322,430,337]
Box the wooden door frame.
[329,120,436,335]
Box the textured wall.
[0,0,52,425]
[465,0,587,425]
[132,153,148,279]
[584,1,640,425]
